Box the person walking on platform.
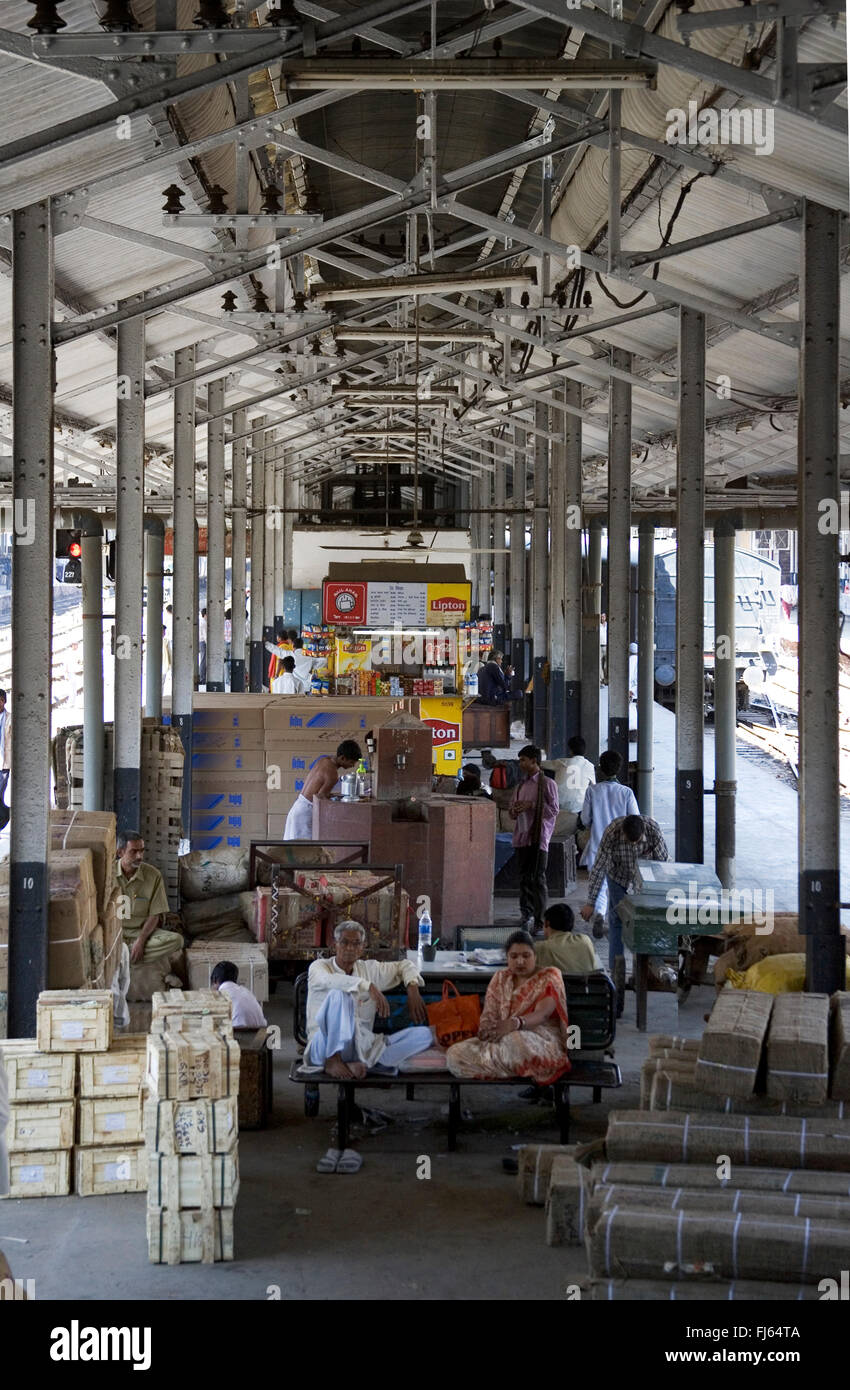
[509,744,559,935]
[579,749,638,938]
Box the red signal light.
[69,540,82,558]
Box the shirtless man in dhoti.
[281,738,362,839]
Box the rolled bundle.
[592,1160,850,1196]
[517,1144,577,1206]
[590,1182,850,1225]
[649,1071,850,1119]
[606,1109,850,1170]
[589,1278,824,1301]
[586,1205,846,1283]
[640,1056,696,1108]
[648,1035,701,1056]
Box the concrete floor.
[5,700,844,1300]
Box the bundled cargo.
[47,849,99,990]
[640,1055,696,1108]
[517,1144,578,1206]
[649,1068,850,1120]
[37,990,113,1053]
[589,1279,825,1301]
[606,1108,850,1170]
[590,1181,850,1225]
[765,992,830,1104]
[590,1159,850,1196]
[1,1149,71,1199]
[2,1041,75,1103]
[75,1145,147,1197]
[186,942,268,1002]
[179,848,251,902]
[693,986,773,1097]
[48,810,116,917]
[830,992,850,1100]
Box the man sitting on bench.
[303,920,433,1081]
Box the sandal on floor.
[316,1148,341,1173]
[336,1148,363,1174]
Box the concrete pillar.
[564,380,583,747]
[80,522,105,810]
[249,416,266,691]
[798,200,842,993]
[194,518,200,689]
[8,200,53,1034]
[263,433,276,652]
[637,517,655,815]
[274,459,284,634]
[548,388,567,757]
[283,464,295,592]
[581,517,603,765]
[206,379,226,692]
[675,308,705,862]
[714,518,736,886]
[172,345,196,839]
[469,475,480,612]
[532,400,549,748]
[113,316,145,833]
[230,407,247,693]
[492,442,507,627]
[143,518,164,719]
[509,426,527,683]
[477,470,491,622]
[607,348,631,771]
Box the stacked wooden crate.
[76,1034,148,1196]
[144,989,240,1264]
[140,725,184,906]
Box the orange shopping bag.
[426,981,481,1047]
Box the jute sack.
[589,1278,823,1301]
[590,1182,850,1225]
[606,1109,850,1170]
[590,1159,850,1197]
[545,1155,593,1246]
[586,1204,847,1283]
[649,1070,850,1120]
[640,1056,696,1108]
[830,992,850,1100]
[694,986,773,1098]
[648,1035,701,1057]
[517,1144,578,1206]
[766,992,829,1104]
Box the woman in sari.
[445,931,571,1083]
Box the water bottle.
[418,909,433,954]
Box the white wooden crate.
[7,1101,75,1153]
[78,1035,147,1098]
[151,989,233,1036]
[144,1097,238,1155]
[186,943,269,1003]
[78,1097,144,1147]
[0,1149,71,1198]
[2,1041,75,1102]
[147,1206,234,1264]
[75,1144,147,1196]
[36,990,112,1053]
[145,1029,240,1102]
[147,1152,239,1210]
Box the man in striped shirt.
[580,813,669,964]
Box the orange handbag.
[426,981,481,1047]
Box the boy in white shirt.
[272,655,308,695]
[210,961,268,1028]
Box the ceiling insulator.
[266,0,300,26]
[520,291,530,308]
[161,185,186,215]
[251,286,271,313]
[303,183,321,215]
[207,184,228,215]
[556,289,567,308]
[493,36,502,57]
[194,0,230,27]
[280,342,292,354]
[351,35,362,54]
[261,182,283,214]
[221,290,238,313]
[293,291,307,313]
[582,290,592,307]
[378,233,386,247]
[493,290,505,309]
[27,0,67,32]
[99,0,139,30]
[551,353,559,367]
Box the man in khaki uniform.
[115,831,183,966]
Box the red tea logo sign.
[323,581,367,625]
[430,596,466,613]
[424,718,460,744]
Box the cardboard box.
[75,1144,147,1196]
[36,990,113,1053]
[8,1100,75,1152]
[78,1035,148,1098]
[48,849,98,990]
[48,810,117,916]
[186,942,269,1002]
[1,1148,71,1198]
[191,751,266,773]
[147,1206,234,1264]
[191,813,268,836]
[191,729,265,751]
[2,1042,76,1103]
[267,812,295,836]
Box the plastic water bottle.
[418,909,433,954]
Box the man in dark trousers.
[509,744,559,934]
[478,649,508,705]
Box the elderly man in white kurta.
[304,920,434,1080]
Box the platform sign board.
[366,581,427,629]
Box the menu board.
[366,582,427,628]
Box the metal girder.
[81,215,218,266]
[439,197,801,347]
[278,58,657,89]
[678,0,844,33]
[0,25,127,89]
[513,0,847,132]
[269,132,408,194]
[624,206,802,267]
[163,212,323,228]
[33,30,299,57]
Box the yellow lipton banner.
[335,636,372,673]
[425,583,471,627]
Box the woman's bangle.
[515,1016,523,1031]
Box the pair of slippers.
[316,1147,362,1174]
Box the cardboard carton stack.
[144,989,240,1264]
[190,693,394,851]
